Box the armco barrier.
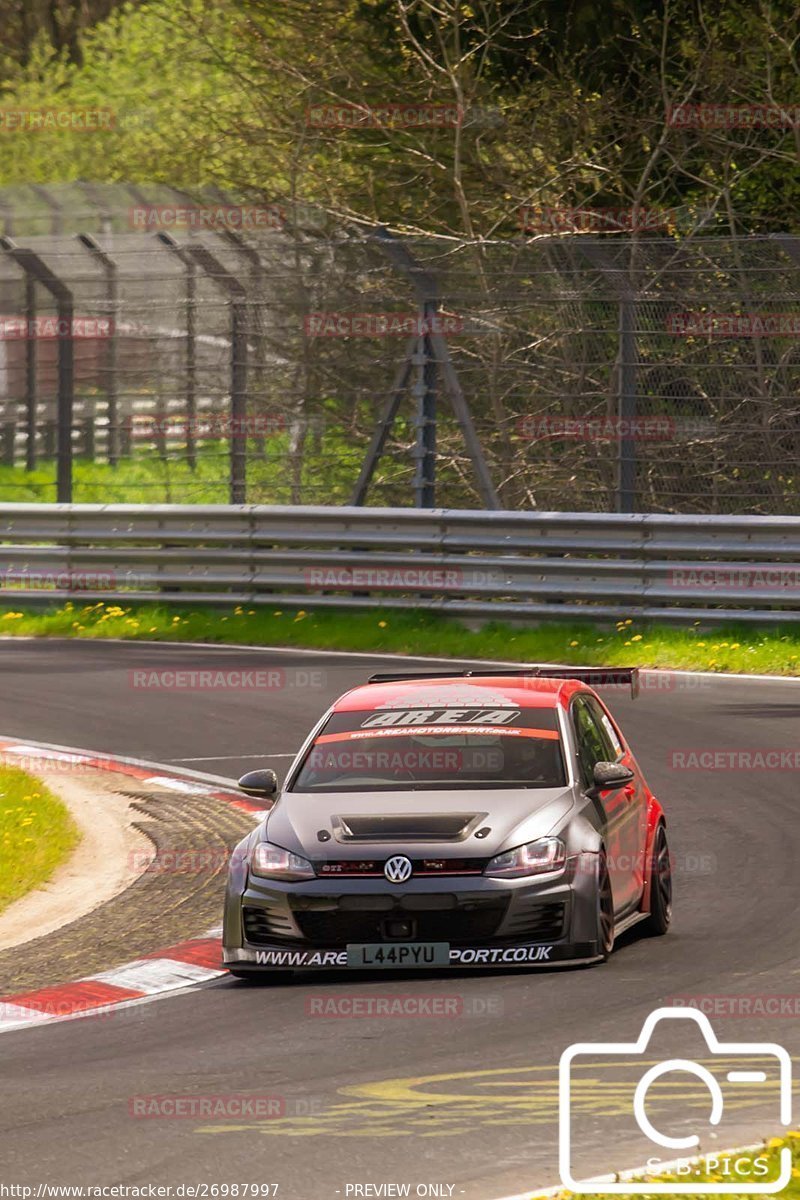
[1,504,800,623]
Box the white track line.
[9,634,800,685]
[493,1139,772,1199]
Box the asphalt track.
[1,639,799,1198]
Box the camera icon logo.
[559,1006,792,1193]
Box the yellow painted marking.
[196,1055,797,1139]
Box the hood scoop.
[334,812,486,843]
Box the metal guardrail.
[1,504,800,624]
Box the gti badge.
[384,855,413,883]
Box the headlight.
[484,836,566,879]
[250,841,316,881]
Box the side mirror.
[591,760,635,792]
[237,768,278,798]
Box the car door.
[585,695,648,911]
[570,696,635,915]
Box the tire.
[643,822,672,936]
[596,850,615,961]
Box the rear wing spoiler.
[367,667,640,699]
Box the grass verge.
[558,1132,800,1198]
[0,433,370,504]
[2,602,800,676]
[0,765,81,915]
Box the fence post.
[120,415,133,458]
[578,241,639,514]
[369,227,500,509]
[229,297,248,503]
[76,234,119,465]
[0,237,75,501]
[43,420,57,459]
[1,422,14,466]
[157,234,248,502]
[618,296,637,514]
[24,275,36,471]
[81,413,95,460]
[186,257,197,469]
[350,339,415,505]
[412,299,437,508]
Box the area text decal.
[362,708,520,727]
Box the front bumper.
[224,940,601,970]
[223,857,602,971]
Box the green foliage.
[0,0,249,187]
[0,433,389,504]
[4,600,800,679]
[1,0,798,233]
[0,765,80,914]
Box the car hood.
[263,786,576,862]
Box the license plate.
[346,942,450,968]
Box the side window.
[572,698,614,788]
[587,698,624,759]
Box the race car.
[222,667,672,977]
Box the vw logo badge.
[384,855,413,884]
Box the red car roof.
[334,675,589,712]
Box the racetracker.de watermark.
[305,994,503,1018]
[1,569,123,591]
[128,1094,320,1119]
[519,206,674,233]
[667,994,800,1018]
[302,565,499,590]
[0,751,119,775]
[669,749,800,769]
[127,847,240,875]
[304,312,464,337]
[0,316,114,339]
[306,746,504,773]
[667,102,800,128]
[128,668,326,691]
[0,108,114,132]
[516,415,713,441]
[134,413,287,439]
[129,205,284,231]
[573,849,716,877]
[668,567,800,591]
[306,103,462,128]
[667,312,800,337]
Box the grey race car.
[222,667,672,978]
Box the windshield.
[289,705,566,791]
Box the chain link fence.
[0,184,799,512]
